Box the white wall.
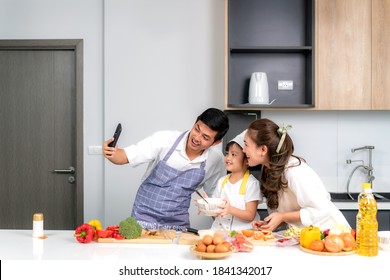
[103,0,225,229]
[1,0,389,230]
[0,0,105,223]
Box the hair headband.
[276,124,292,153]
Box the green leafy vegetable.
[118,217,142,239]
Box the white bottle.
[32,213,44,238]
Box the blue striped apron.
[131,132,206,230]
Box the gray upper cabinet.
[225,0,314,109]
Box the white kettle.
[249,72,269,104]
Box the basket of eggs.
[190,233,233,260]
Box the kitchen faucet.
[346,146,375,200]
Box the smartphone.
[108,123,122,147]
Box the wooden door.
[315,0,371,109]
[0,40,83,230]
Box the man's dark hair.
[196,108,229,142]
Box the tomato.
[310,240,325,252]
[242,230,254,238]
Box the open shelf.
[226,0,314,109]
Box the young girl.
[211,131,261,231]
[242,118,350,231]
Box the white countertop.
[259,201,390,210]
[0,229,389,280]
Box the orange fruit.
[242,230,254,238]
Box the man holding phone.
[102,108,229,230]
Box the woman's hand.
[252,220,268,230]
[259,212,284,232]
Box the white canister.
[32,213,44,238]
[249,72,269,104]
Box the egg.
[196,243,206,252]
[206,244,216,253]
[202,235,213,246]
[213,236,225,245]
[222,241,231,250]
[215,244,229,253]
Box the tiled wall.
[263,110,390,194]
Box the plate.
[300,246,356,256]
[190,245,233,260]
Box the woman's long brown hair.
[247,119,301,209]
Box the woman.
[243,118,350,231]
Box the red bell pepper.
[106,225,124,239]
[96,229,114,238]
[74,223,94,243]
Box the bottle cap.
[33,213,44,221]
[362,183,371,189]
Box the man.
[102,108,229,230]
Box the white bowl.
[197,198,225,216]
[378,231,390,251]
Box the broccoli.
[118,217,142,239]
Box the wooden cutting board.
[97,230,177,244]
[177,232,275,246]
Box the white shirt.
[123,130,225,196]
[211,173,261,231]
[277,157,350,231]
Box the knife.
[182,227,199,235]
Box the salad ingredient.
[283,226,302,238]
[231,233,254,252]
[340,232,356,251]
[324,235,344,253]
[74,223,94,243]
[242,230,254,238]
[300,225,322,249]
[329,224,351,235]
[88,219,102,231]
[118,217,142,239]
[96,229,113,238]
[310,240,325,252]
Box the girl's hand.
[217,198,231,218]
[193,198,201,215]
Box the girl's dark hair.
[247,118,301,209]
[196,108,229,142]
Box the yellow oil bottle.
[356,183,378,256]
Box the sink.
[330,192,390,202]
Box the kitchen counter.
[259,201,390,210]
[1,230,389,279]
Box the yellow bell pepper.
[88,219,102,231]
[300,225,321,249]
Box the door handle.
[53,166,75,174]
